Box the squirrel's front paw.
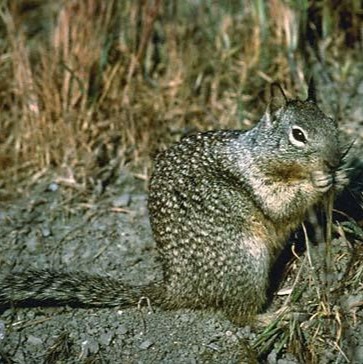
[311,168,349,193]
[334,167,350,192]
[311,170,333,193]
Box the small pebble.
[41,226,52,237]
[139,339,154,350]
[118,324,128,335]
[81,338,99,356]
[47,182,59,192]
[0,211,6,221]
[112,194,131,208]
[206,342,220,351]
[357,80,363,94]
[27,335,42,346]
[354,345,363,363]
[0,321,5,341]
[100,331,113,346]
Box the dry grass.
[254,210,363,362]
[0,0,360,191]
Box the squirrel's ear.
[263,83,287,125]
[270,83,288,103]
[306,77,316,102]
[270,83,287,111]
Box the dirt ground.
[1,81,363,363]
[0,175,260,363]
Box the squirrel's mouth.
[311,139,352,193]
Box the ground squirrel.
[0,82,348,323]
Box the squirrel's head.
[255,81,347,193]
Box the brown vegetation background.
[0,0,361,193]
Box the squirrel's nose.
[324,154,341,172]
[323,142,342,171]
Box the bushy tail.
[0,269,162,310]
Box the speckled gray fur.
[0,87,348,323]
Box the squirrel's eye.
[292,127,307,144]
[289,126,308,147]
